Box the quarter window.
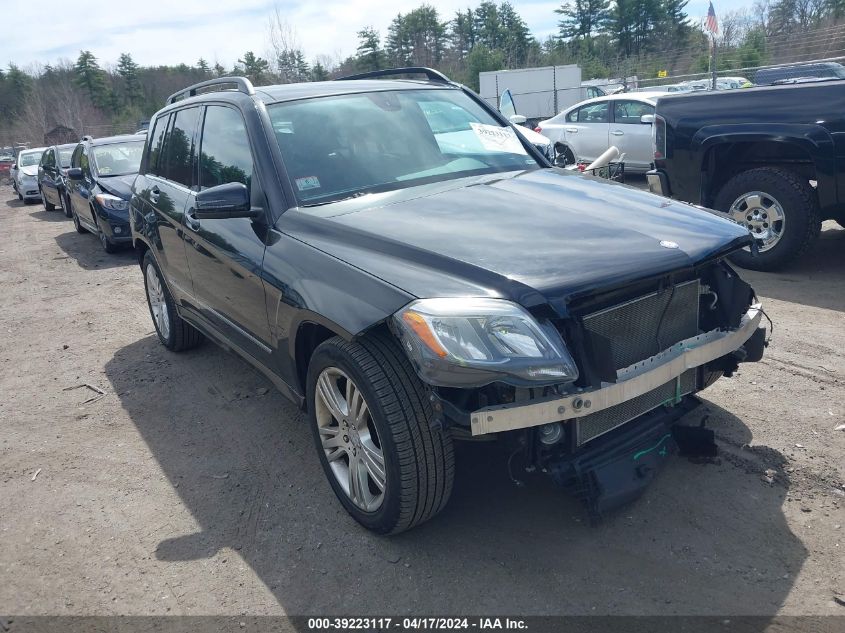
[198,106,253,190]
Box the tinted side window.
[47,150,56,167]
[71,145,82,168]
[146,114,170,177]
[613,100,654,124]
[163,107,199,188]
[199,106,253,190]
[577,103,609,123]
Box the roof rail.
[336,67,452,83]
[166,76,255,105]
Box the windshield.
[58,149,74,168]
[19,152,43,167]
[92,141,144,176]
[268,88,539,206]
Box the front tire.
[307,333,454,534]
[142,251,203,352]
[43,192,55,211]
[98,225,119,254]
[714,167,820,271]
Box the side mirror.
[194,182,259,219]
[640,114,655,124]
[509,114,527,125]
[67,167,83,180]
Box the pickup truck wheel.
[714,167,820,271]
[307,333,455,534]
[142,251,204,352]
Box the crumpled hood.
[20,166,39,177]
[98,174,136,199]
[278,169,751,313]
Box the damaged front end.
[402,260,768,523]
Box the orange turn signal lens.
[402,311,448,358]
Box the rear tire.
[713,167,820,271]
[142,251,204,352]
[43,192,55,211]
[72,208,86,233]
[62,192,72,218]
[307,332,455,534]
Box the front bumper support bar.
[470,304,763,436]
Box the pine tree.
[117,53,143,106]
[450,9,476,63]
[196,58,211,76]
[238,51,270,83]
[310,62,329,82]
[74,50,109,108]
[356,27,385,71]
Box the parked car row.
[4,134,145,254]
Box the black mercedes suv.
[67,134,146,253]
[131,70,767,534]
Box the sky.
[1,0,753,71]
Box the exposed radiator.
[582,279,700,371]
[576,369,698,446]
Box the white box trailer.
[479,65,588,120]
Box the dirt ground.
[0,184,843,620]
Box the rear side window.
[576,103,609,123]
[198,106,253,190]
[613,100,654,124]
[146,114,170,177]
[163,107,199,188]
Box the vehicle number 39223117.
[306,617,528,630]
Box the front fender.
[693,124,837,207]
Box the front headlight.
[94,193,129,211]
[393,298,579,387]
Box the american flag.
[705,2,719,35]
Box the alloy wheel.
[728,191,786,253]
[314,367,386,512]
[145,263,170,340]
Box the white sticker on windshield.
[296,176,321,191]
[469,122,527,155]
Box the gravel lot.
[1,185,843,619]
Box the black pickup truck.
[647,80,845,270]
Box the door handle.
[185,207,200,231]
[565,127,578,133]
[611,130,624,136]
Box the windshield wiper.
[301,191,372,207]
